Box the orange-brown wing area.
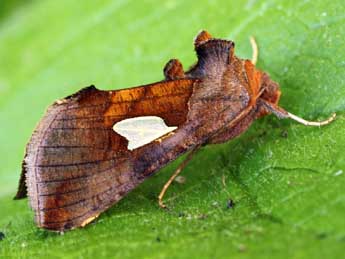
[16,79,194,231]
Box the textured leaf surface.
[0,0,344,258]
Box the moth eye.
[113,116,177,150]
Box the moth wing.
[16,79,195,231]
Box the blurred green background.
[0,0,344,258]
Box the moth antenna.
[250,36,258,66]
[286,111,336,126]
[260,99,336,126]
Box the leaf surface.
[0,0,344,258]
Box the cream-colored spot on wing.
[113,116,177,150]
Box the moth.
[15,31,335,231]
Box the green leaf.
[1,0,344,258]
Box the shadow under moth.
[15,30,335,231]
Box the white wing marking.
[113,116,177,150]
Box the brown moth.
[15,31,335,231]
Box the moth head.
[256,73,281,117]
[260,72,281,106]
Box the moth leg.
[260,99,336,126]
[163,59,185,80]
[250,36,258,65]
[158,145,201,209]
